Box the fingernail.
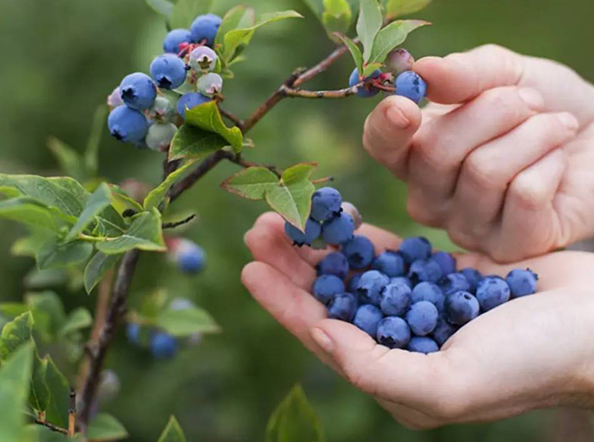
[311,327,334,354]
[557,112,579,131]
[518,88,544,110]
[385,105,410,129]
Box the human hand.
[242,213,594,429]
[364,44,594,262]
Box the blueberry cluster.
[107,13,224,150]
[348,48,428,104]
[286,188,539,353]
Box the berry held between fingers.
[395,70,427,104]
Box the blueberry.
[390,276,413,289]
[372,251,406,277]
[189,46,218,72]
[411,282,445,312]
[107,87,124,108]
[284,218,322,246]
[349,68,382,98]
[405,301,438,336]
[439,272,471,295]
[126,322,140,345]
[408,336,439,354]
[347,274,361,292]
[148,96,175,120]
[395,71,427,104]
[432,316,457,346]
[190,13,222,47]
[380,282,412,316]
[164,28,192,54]
[506,269,538,297]
[146,122,178,151]
[317,252,349,279]
[322,213,355,245]
[119,72,157,111]
[376,317,411,349]
[460,268,483,292]
[150,54,187,90]
[197,73,223,97]
[445,291,479,325]
[327,293,358,321]
[356,270,390,306]
[108,106,149,143]
[398,237,431,264]
[177,92,212,119]
[342,235,375,269]
[408,258,443,284]
[311,187,342,222]
[312,275,346,305]
[387,48,415,74]
[150,332,178,359]
[476,276,511,311]
[353,304,384,337]
[431,251,457,276]
[177,240,206,274]
[341,202,362,229]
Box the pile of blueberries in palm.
[107,13,223,150]
[285,188,538,354]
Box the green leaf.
[0,197,69,232]
[221,167,279,200]
[84,105,108,177]
[156,306,220,337]
[144,160,199,210]
[36,239,94,270]
[357,0,383,61]
[88,413,129,441]
[145,0,175,17]
[369,19,429,63]
[215,5,255,46]
[66,183,112,241]
[108,185,144,215]
[169,0,213,29]
[25,291,66,338]
[30,355,50,415]
[322,0,352,36]
[281,163,316,185]
[43,356,70,429]
[84,252,121,294]
[362,62,383,78]
[157,416,186,442]
[184,101,243,153]
[59,308,92,338]
[11,231,54,257]
[169,124,229,161]
[97,209,166,255]
[334,33,363,75]
[265,385,325,442]
[385,0,432,19]
[0,343,34,442]
[0,312,33,361]
[46,138,86,183]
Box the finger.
[363,95,423,179]
[447,112,578,251]
[406,86,544,224]
[415,45,525,104]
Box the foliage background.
[1,0,593,440]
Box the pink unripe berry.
[387,49,415,74]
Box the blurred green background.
[1,0,593,440]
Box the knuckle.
[480,88,525,120]
[462,151,506,191]
[407,195,442,227]
[509,174,548,212]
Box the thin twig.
[292,42,354,88]
[68,389,76,437]
[281,85,359,99]
[312,176,334,185]
[168,150,228,202]
[162,213,198,229]
[218,107,245,130]
[34,419,69,435]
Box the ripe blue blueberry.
[150,332,178,359]
[356,270,390,306]
[398,236,431,264]
[387,48,415,74]
[406,301,438,336]
[119,73,157,111]
[108,106,149,143]
[176,240,206,274]
[177,92,212,119]
[408,258,443,284]
[380,282,412,316]
[349,68,382,98]
[311,187,342,222]
[317,252,349,279]
[164,28,192,54]
[395,70,427,104]
[189,46,218,72]
[197,73,223,97]
[432,316,457,346]
[506,269,538,297]
[342,235,375,269]
[353,304,384,337]
[348,274,361,292]
[411,282,445,312]
[322,213,355,245]
[408,336,439,354]
[476,276,511,311]
[285,218,322,246]
[460,268,483,292]
[390,276,413,289]
[126,322,140,345]
[376,317,411,349]
[146,122,178,151]
[190,14,222,47]
[445,291,480,325]
[312,275,346,305]
[150,54,187,90]
[372,251,406,277]
[341,202,362,229]
[439,272,471,295]
[327,293,358,321]
[431,251,456,276]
